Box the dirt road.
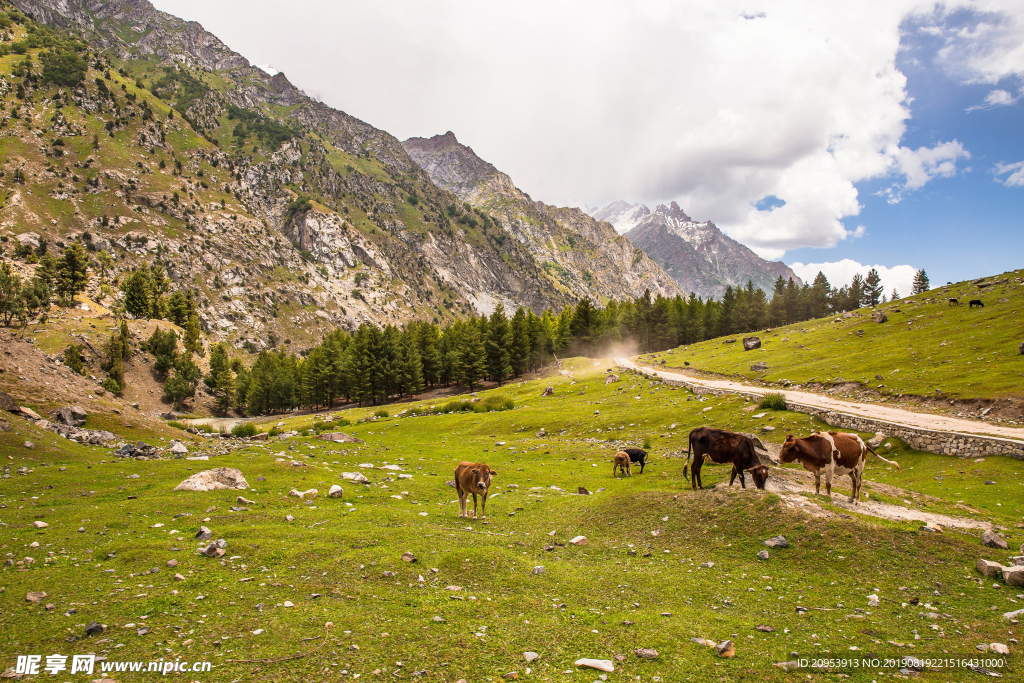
[616,357,1024,441]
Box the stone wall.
[628,368,1024,460]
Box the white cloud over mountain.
[154,0,1024,259]
[789,260,919,299]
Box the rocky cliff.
[403,132,682,302]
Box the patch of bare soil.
[765,467,991,531]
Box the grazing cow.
[969,299,984,308]
[621,447,649,473]
[683,427,769,490]
[948,298,959,306]
[613,451,632,478]
[779,432,901,503]
[454,461,496,519]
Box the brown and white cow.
[779,431,900,503]
[455,461,496,519]
[684,426,770,490]
[613,451,632,478]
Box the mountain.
[588,201,802,299]
[4,0,682,357]
[403,132,682,303]
[588,200,651,234]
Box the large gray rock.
[541,385,554,397]
[174,468,249,491]
[742,336,761,351]
[977,559,1004,578]
[1003,565,1024,587]
[605,374,619,384]
[750,361,768,372]
[341,471,370,484]
[982,530,1009,550]
[168,440,188,454]
[873,311,888,323]
[54,405,88,427]
[320,432,364,444]
[764,536,789,548]
[0,391,18,412]
[329,485,343,498]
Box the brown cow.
[455,461,497,519]
[779,431,900,503]
[613,451,632,478]
[684,426,770,490]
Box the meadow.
[656,270,1024,407]
[0,359,1022,681]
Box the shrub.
[642,436,652,450]
[268,427,282,437]
[231,422,257,438]
[63,343,84,375]
[373,408,389,418]
[759,392,787,411]
[166,420,188,431]
[100,377,121,395]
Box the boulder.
[173,468,249,491]
[982,530,1010,550]
[320,432,364,444]
[341,471,370,484]
[605,374,620,384]
[574,659,614,673]
[742,336,761,351]
[0,390,18,412]
[17,406,42,421]
[873,311,888,323]
[85,621,104,636]
[1004,566,1024,587]
[329,485,343,498]
[195,526,212,541]
[750,361,768,372]
[867,432,885,449]
[977,559,1004,578]
[541,386,554,397]
[168,440,188,455]
[764,536,790,548]
[54,405,88,427]
[1008,556,1024,567]
[1019,341,1024,356]
[757,549,770,561]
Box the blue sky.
[788,15,1024,291]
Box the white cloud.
[789,259,918,298]
[150,0,1019,257]
[966,88,1017,110]
[994,160,1024,186]
[913,1,1024,86]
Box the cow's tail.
[864,443,901,471]
[683,431,693,478]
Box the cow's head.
[473,464,496,490]
[778,434,798,463]
[749,464,770,489]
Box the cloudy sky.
[154,0,1024,295]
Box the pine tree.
[864,268,883,306]
[457,322,486,390]
[911,269,929,294]
[399,339,424,396]
[122,268,152,318]
[55,242,89,304]
[485,303,512,385]
[184,313,203,356]
[891,288,900,301]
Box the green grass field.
[1,359,1022,681]
[656,270,1024,403]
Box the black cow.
[620,447,649,473]
[684,427,769,490]
[948,298,959,306]
[969,300,984,308]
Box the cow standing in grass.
[613,451,632,477]
[779,431,900,503]
[684,427,769,490]
[455,461,496,519]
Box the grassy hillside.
[2,359,1021,681]
[655,270,1024,407]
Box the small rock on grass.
[26,591,46,603]
[764,535,789,548]
[634,648,659,659]
[401,552,417,563]
[85,622,104,636]
[574,658,614,672]
[329,485,343,498]
[715,640,736,658]
[236,496,255,505]
[195,526,212,542]
[524,652,539,662]
[982,530,1009,550]
[756,625,775,632]
[32,521,48,528]
[569,536,588,546]
[757,550,770,561]
[990,643,1010,655]
[1004,566,1024,587]
[166,559,178,568]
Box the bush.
[642,436,653,450]
[373,408,389,418]
[268,427,282,437]
[759,392,787,411]
[63,344,84,375]
[231,422,258,438]
[433,395,514,415]
[100,377,121,395]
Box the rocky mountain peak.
[403,132,503,200]
[656,201,693,223]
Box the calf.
[613,451,632,478]
[969,299,984,308]
[454,461,496,519]
[779,432,900,503]
[948,298,959,306]
[621,447,648,473]
[684,426,769,490]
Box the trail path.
[616,358,1024,441]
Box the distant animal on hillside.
[454,461,496,519]
[948,298,959,306]
[684,427,769,490]
[969,300,984,308]
[613,451,632,478]
[778,431,900,504]
[620,447,649,473]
